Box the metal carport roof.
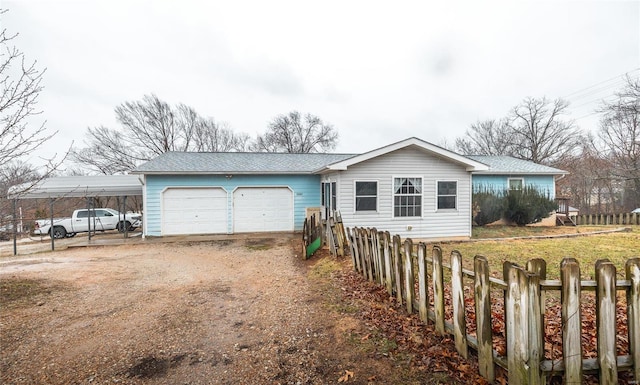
[8,175,143,199]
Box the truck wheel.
[50,226,67,239]
[66,233,77,238]
[117,221,132,233]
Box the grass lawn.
[440,226,640,280]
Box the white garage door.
[233,187,293,233]
[162,188,227,235]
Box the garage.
[162,188,227,235]
[233,187,293,233]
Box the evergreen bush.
[504,187,556,226]
[473,186,556,226]
[473,191,505,226]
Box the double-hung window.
[355,181,377,212]
[509,178,524,191]
[393,177,422,217]
[437,181,457,209]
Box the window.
[509,178,524,191]
[355,181,377,212]
[393,177,422,217]
[331,182,336,213]
[321,181,337,218]
[437,181,457,210]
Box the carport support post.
[50,198,55,251]
[124,196,128,238]
[87,197,91,241]
[12,198,17,256]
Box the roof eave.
[133,170,316,175]
[472,171,568,175]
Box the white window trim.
[392,175,424,218]
[435,180,458,211]
[508,177,525,190]
[321,178,338,219]
[353,180,379,213]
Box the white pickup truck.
[34,208,142,239]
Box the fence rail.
[347,227,640,384]
[571,212,640,225]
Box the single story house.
[131,137,566,240]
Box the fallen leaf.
[338,369,354,382]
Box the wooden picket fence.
[346,227,640,384]
[572,212,640,226]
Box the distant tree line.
[454,76,640,213]
[68,94,338,175]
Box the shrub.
[504,187,557,226]
[473,186,556,226]
[473,191,505,226]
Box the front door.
[321,182,336,219]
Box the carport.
[6,175,143,255]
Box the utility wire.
[563,68,639,100]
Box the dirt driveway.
[1,236,442,385]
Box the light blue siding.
[472,175,556,198]
[144,174,320,236]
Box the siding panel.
[326,147,473,240]
[472,175,556,198]
[145,174,320,236]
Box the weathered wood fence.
[347,227,640,384]
[572,212,640,226]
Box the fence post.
[561,258,582,384]
[506,264,530,385]
[417,243,429,324]
[357,228,366,278]
[363,228,373,281]
[595,259,618,384]
[503,261,514,356]
[370,228,379,282]
[349,228,360,272]
[383,232,393,295]
[377,231,385,286]
[627,258,640,383]
[451,250,468,358]
[474,255,495,382]
[392,235,403,305]
[527,258,546,385]
[404,238,415,314]
[432,246,445,335]
[527,263,544,385]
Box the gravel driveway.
[1,236,367,385]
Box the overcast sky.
[3,0,640,169]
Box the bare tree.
[0,12,57,167]
[0,160,40,236]
[192,119,251,152]
[0,8,68,230]
[72,94,249,174]
[598,75,640,209]
[455,118,513,155]
[254,111,338,153]
[455,98,578,165]
[556,133,618,213]
[508,97,579,165]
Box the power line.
[564,77,631,104]
[563,68,639,100]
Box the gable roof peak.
[322,137,489,172]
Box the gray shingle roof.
[132,152,358,174]
[467,155,566,175]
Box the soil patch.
[0,237,444,384]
